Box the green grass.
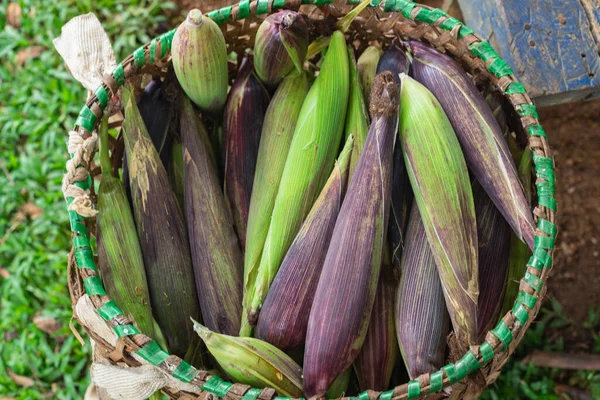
[0,1,598,399]
[0,1,175,398]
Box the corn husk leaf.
[193,320,303,397]
[326,367,352,398]
[410,40,534,250]
[241,30,350,335]
[396,205,450,379]
[357,45,382,101]
[122,85,201,358]
[399,73,478,349]
[256,136,354,351]
[304,72,398,398]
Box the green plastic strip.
[256,0,269,14]
[488,57,513,77]
[202,375,233,398]
[453,358,468,382]
[98,300,123,321]
[518,103,539,119]
[400,1,417,18]
[538,218,557,237]
[273,0,286,8]
[414,7,431,23]
[313,0,334,5]
[94,85,109,108]
[274,397,292,400]
[429,370,443,393]
[506,82,526,94]
[133,46,145,68]
[528,248,552,270]
[242,388,262,400]
[83,276,107,296]
[459,351,480,374]
[441,364,457,384]
[114,324,140,338]
[383,0,398,12]
[75,105,97,133]
[516,290,538,309]
[301,0,312,3]
[208,5,232,24]
[172,360,198,383]
[527,124,547,137]
[136,340,169,366]
[238,0,250,19]
[73,234,90,249]
[75,247,96,271]
[113,64,125,86]
[458,25,474,38]
[438,16,461,31]
[534,236,555,250]
[74,175,92,191]
[524,271,544,292]
[469,41,497,62]
[423,8,447,24]
[358,391,370,400]
[407,380,421,398]
[512,303,530,326]
[480,341,495,364]
[149,38,158,62]
[379,389,394,400]
[491,321,513,348]
[159,34,169,58]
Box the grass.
[0,1,175,398]
[0,1,598,399]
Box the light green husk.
[193,320,303,397]
[357,46,382,101]
[240,30,350,335]
[344,46,370,179]
[398,74,478,349]
[326,367,352,398]
[244,72,310,327]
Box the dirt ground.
[541,100,600,351]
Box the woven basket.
[63,0,557,398]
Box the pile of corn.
[97,5,535,397]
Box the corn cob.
[410,40,534,250]
[474,179,510,339]
[344,46,369,179]
[501,147,533,316]
[122,85,200,358]
[244,72,309,325]
[326,368,352,398]
[172,9,228,117]
[223,55,271,248]
[241,30,350,334]
[122,79,171,203]
[376,44,409,85]
[399,73,478,350]
[304,72,399,398]
[254,10,309,88]
[96,115,160,343]
[376,44,413,271]
[181,95,243,336]
[193,321,303,397]
[256,136,354,350]
[395,204,450,379]
[354,258,398,391]
[357,45,382,101]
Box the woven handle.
[63,1,557,399]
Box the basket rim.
[62,1,557,399]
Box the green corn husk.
[193,320,303,397]
[96,115,161,345]
[244,72,310,319]
[357,45,382,101]
[326,367,352,398]
[398,73,478,350]
[241,30,350,335]
[474,180,510,340]
[122,85,201,358]
[396,204,450,379]
[410,41,534,250]
[181,95,243,336]
[223,55,271,249]
[256,136,354,351]
[304,72,398,398]
[172,9,228,117]
[354,256,398,391]
[167,137,184,212]
[344,46,370,179]
[501,147,533,316]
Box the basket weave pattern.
[63,1,557,399]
